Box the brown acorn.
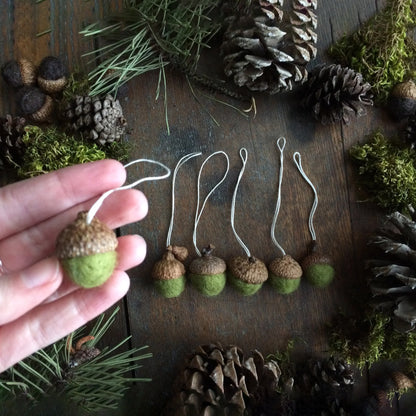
[152,245,187,298]
[56,211,118,288]
[17,86,54,122]
[268,254,303,294]
[390,371,414,392]
[228,255,268,296]
[388,80,416,120]
[188,245,226,296]
[301,242,335,288]
[37,56,67,93]
[1,58,36,88]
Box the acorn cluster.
[1,56,67,123]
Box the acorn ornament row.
[152,146,335,299]
[1,56,67,122]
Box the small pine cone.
[0,114,26,166]
[220,0,317,94]
[405,114,416,149]
[303,64,373,124]
[63,94,127,145]
[298,356,354,399]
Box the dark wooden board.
[1,1,413,415]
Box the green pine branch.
[0,307,152,413]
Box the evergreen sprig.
[329,0,416,103]
[0,307,152,413]
[81,0,221,98]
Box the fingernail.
[21,258,60,289]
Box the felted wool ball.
[17,86,54,122]
[228,256,268,296]
[188,245,226,297]
[302,252,335,288]
[1,58,36,88]
[56,211,118,288]
[268,254,302,294]
[37,56,67,93]
[152,247,187,298]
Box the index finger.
[0,159,126,240]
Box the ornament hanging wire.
[230,147,251,258]
[166,152,202,247]
[87,158,171,224]
[270,137,287,256]
[192,151,229,257]
[293,151,318,242]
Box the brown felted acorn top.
[1,58,36,88]
[189,245,226,275]
[152,250,186,281]
[228,256,268,284]
[388,80,416,120]
[269,254,303,280]
[302,251,332,270]
[56,211,118,259]
[390,80,416,100]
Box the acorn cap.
[152,250,186,281]
[56,211,118,259]
[228,256,268,284]
[390,371,414,391]
[189,248,226,275]
[38,56,67,93]
[1,58,36,88]
[391,80,416,99]
[269,254,303,280]
[301,251,332,270]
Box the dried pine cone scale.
[0,114,26,166]
[63,94,127,144]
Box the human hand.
[0,159,148,372]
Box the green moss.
[350,131,416,211]
[329,0,416,102]
[17,126,128,177]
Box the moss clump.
[330,310,416,377]
[329,0,416,103]
[350,131,416,211]
[17,125,128,177]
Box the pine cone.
[220,0,318,94]
[295,357,354,415]
[0,114,26,167]
[302,64,373,124]
[63,95,127,145]
[162,343,293,415]
[367,208,416,332]
[405,114,416,149]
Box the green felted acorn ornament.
[293,151,335,289]
[268,138,303,294]
[56,211,118,288]
[302,242,335,288]
[152,245,188,298]
[189,245,227,297]
[228,255,268,296]
[269,254,303,294]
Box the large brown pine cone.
[221,0,318,94]
[162,343,294,415]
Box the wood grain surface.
[0,1,414,415]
